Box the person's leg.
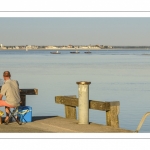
[0,100,15,122]
[5,106,10,122]
[0,100,15,108]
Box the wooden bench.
[55,95,120,128]
[19,89,38,106]
[0,87,38,106]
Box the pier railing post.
[65,95,77,119]
[106,101,120,128]
[65,105,76,119]
[76,81,91,124]
[20,95,26,106]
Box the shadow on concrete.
[2,116,58,122]
[32,116,57,121]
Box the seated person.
[0,71,21,123]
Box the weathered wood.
[55,96,110,111]
[0,87,38,95]
[55,96,120,128]
[19,89,38,106]
[20,89,38,95]
[20,95,26,106]
[89,100,110,111]
[65,105,77,119]
[106,101,120,128]
[55,96,78,107]
[64,95,76,98]
[64,95,77,119]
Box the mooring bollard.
[76,81,91,124]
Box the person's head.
[3,71,11,80]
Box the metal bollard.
[76,81,91,124]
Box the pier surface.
[0,116,133,133]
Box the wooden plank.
[55,96,78,107]
[55,96,111,111]
[0,87,38,95]
[20,89,38,95]
[64,95,76,98]
[89,100,110,111]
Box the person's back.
[2,79,21,106]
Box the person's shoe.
[4,117,10,125]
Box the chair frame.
[5,107,22,125]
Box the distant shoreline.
[0,48,150,51]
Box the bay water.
[0,49,150,133]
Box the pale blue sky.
[0,17,150,46]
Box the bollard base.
[78,122,89,125]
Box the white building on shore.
[45,46,58,49]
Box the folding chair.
[5,106,22,125]
[5,104,32,125]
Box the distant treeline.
[112,46,150,48]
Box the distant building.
[26,45,38,49]
[67,45,74,48]
[15,46,19,49]
[81,46,89,49]
[45,46,58,49]
[0,44,2,48]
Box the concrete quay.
[0,116,133,133]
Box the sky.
[0,17,150,46]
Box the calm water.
[0,49,150,133]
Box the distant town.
[0,44,150,50]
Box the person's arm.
[0,85,6,100]
[0,94,3,100]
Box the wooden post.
[65,105,76,119]
[106,101,120,128]
[20,95,26,106]
[64,95,77,119]
[19,89,38,106]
